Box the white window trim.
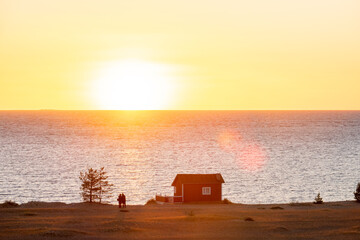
[202,187,211,195]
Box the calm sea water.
[0,111,359,205]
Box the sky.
[1,0,359,110]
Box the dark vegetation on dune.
[146,198,157,205]
[222,198,233,204]
[0,200,19,208]
[270,206,284,210]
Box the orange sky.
[1,0,359,110]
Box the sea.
[0,111,359,205]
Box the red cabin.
[156,173,225,203]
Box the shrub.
[354,182,360,202]
[314,193,323,204]
[145,198,157,205]
[222,198,232,204]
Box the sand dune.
[1,201,359,239]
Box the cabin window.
[202,187,211,195]
[174,186,176,194]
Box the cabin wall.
[173,182,182,197]
[183,183,222,202]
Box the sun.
[92,59,177,110]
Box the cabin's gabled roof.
[171,173,225,186]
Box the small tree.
[354,182,360,202]
[79,167,113,203]
[314,193,323,204]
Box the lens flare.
[218,129,266,172]
[234,142,266,171]
[218,129,243,152]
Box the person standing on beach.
[122,193,126,208]
[117,193,122,208]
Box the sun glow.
[92,59,177,110]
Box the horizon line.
[1,109,360,111]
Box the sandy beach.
[1,201,359,240]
